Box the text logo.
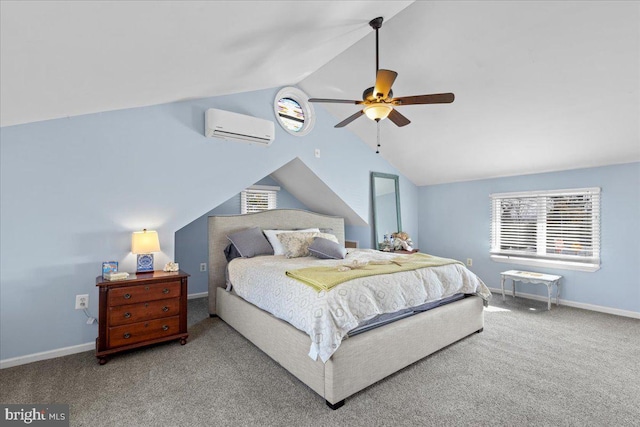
[1,405,69,426]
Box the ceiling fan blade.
[309,98,363,104]
[335,110,364,128]
[373,69,398,99]
[387,109,411,127]
[392,93,455,105]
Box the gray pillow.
[308,237,347,260]
[226,227,274,258]
[223,243,242,262]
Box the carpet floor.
[1,295,638,426]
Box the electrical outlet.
[200,263,207,272]
[75,294,89,310]
[466,258,473,267]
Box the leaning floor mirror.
[371,172,401,250]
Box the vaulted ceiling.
[1,1,638,185]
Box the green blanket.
[285,253,463,292]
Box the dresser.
[95,270,189,364]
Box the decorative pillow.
[263,228,320,256]
[223,243,242,262]
[277,232,339,258]
[308,237,347,260]
[226,227,274,258]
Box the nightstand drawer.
[108,316,180,348]
[108,297,180,326]
[108,281,181,306]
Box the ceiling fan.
[309,16,454,128]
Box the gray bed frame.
[208,209,484,409]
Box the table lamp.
[131,229,161,272]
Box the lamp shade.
[364,103,393,121]
[131,229,161,254]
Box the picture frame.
[102,261,118,278]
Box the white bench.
[500,270,562,310]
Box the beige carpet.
[1,296,638,426]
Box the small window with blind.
[241,185,279,214]
[490,187,600,272]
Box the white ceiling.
[0,0,410,125]
[2,1,638,186]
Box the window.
[277,97,305,133]
[241,185,279,214]
[273,87,315,136]
[490,187,600,271]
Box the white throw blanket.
[226,249,491,363]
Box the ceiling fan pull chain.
[376,121,381,154]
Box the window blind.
[490,188,600,267]
[241,187,278,214]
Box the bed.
[208,209,489,409]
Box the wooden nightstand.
[95,270,189,365]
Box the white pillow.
[263,228,320,255]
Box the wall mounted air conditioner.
[205,108,275,146]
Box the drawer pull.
[162,306,169,312]
[162,288,170,294]
[145,286,150,291]
[123,333,131,339]
[124,312,131,319]
[124,293,131,299]
[162,325,169,331]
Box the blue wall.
[0,87,418,361]
[417,162,640,313]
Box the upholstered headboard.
[207,209,345,315]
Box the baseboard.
[487,287,640,319]
[0,342,95,370]
[188,291,208,300]
[1,291,210,369]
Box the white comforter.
[226,249,491,363]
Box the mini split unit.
[205,108,275,146]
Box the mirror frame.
[371,172,402,249]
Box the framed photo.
[102,261,118,278]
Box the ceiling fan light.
[364,103,393,121]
